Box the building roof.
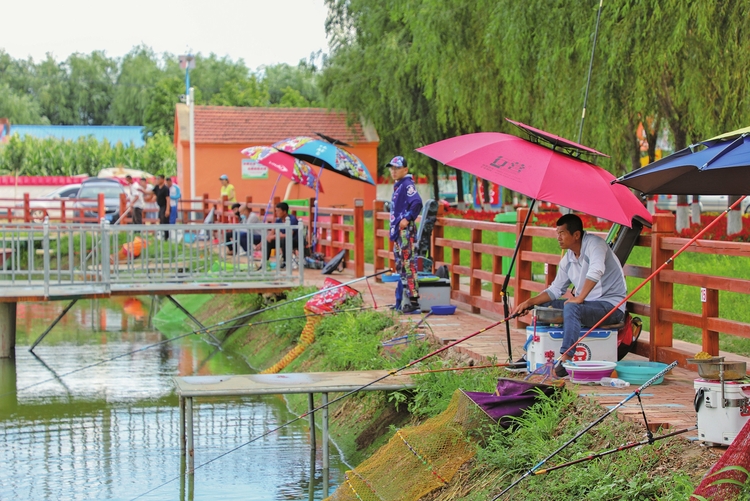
[10,125,145,147]
[187,106,378,145]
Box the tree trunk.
[690,195,701,225]
[727,195,742,235]
[430,159,440,201]
[455,169,465,209]
[482,179,491,210]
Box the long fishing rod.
[491,360,677,500]
[131,312,521,500]
[553,196,746,366]
[1,271,389,399]
[532,425,696,476]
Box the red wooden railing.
[373,204,750,367]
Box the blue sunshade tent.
[615,132,750,195]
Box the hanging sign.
[241,159,268,179]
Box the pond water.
[0,298,348,501]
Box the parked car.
[15,183,82,222]
[73,178,125,223]
[656,194,750,214]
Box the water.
[0,298,348,501]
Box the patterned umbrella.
[241,146,323,193]
[272,136,374,185]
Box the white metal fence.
[0,220,305,296]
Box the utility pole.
[189,87,196,201]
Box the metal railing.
[0,220,304,296]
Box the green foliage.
[476,390,697,500]
[0,133,177,176]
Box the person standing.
[219,175,237,203]
[388,156,423,314]
[151,174,170,240]
[124,175,142,225]
[131,178,147,226]
[166,177,181,225]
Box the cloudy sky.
[1,0,330,69]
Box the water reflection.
[1,298,346,501]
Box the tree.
[108,45,163,125]
[262,61,322,106]
[143,77,186,139]
[65,51,117,125]
[0,84,49,124]
[209,75,269,107]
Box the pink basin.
[563,361,617,384]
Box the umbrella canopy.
[417,131,651,227]
[98,166,152,180]
[615,133,750,195]
[241,146,323,192]
[272,136,375,185]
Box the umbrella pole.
[263,174,282,223]
[500,199,537,362]
[311,167,324,250]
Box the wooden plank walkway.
[305,269,750,433]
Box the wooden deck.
[307,269,750,434]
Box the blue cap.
[386,156,407,168]
[219,174,229,180]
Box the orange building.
[174,106,379,209]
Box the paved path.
[304,269,750,433]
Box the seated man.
[512,214,626,377]
[224,203,243,252]
[234,204,262,254]
[261,202,299,266]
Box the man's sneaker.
[554,362,568,378]
[389,304,402,311]
[401,303,421,315]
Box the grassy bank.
[155,289,722,499]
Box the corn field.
[0,132,177,177]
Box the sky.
[1,0,330,70]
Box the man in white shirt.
[512,214,626,377]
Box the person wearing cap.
[166,177,181,224]
[219,175,237,203]
[388,156,423,314]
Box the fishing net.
[325,389,490,501]
[325,378,558,501]
[692,417,750,500]
[261,278,359,374]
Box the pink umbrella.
[416,131,650,227]
[241,146,323,193]
[417,123,651,363]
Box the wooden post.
[354,199,364,278]
[221,195,228,222]
[374,200,385,281]
[702,288,719,356]
[470,228,482,313]
[649,213,675,361]
[97,193,105,222]
[202,193,209,221]
[0,302,17,358]
[23,193,30,223]
[513,208,533,328]
[451,247,461,292]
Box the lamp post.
[180,54,197,203]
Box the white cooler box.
[525,326,618,371]
[694,379,750,446]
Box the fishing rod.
[551,196,747,367]
[131,312,521,500]
[402,362,515,376]
[532,425,697,476]
[491,360,677,499]
[1,271,389,399]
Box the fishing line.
[0,271,390,399]
[130,312,521,500]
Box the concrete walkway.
[304,268,750,433]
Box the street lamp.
[179,54,197,202]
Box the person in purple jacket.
[388,156,423,314]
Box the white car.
[656,194,750,214]
[16,184,82,222]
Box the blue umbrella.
[272,136,375,185]
[615,132,750,195]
